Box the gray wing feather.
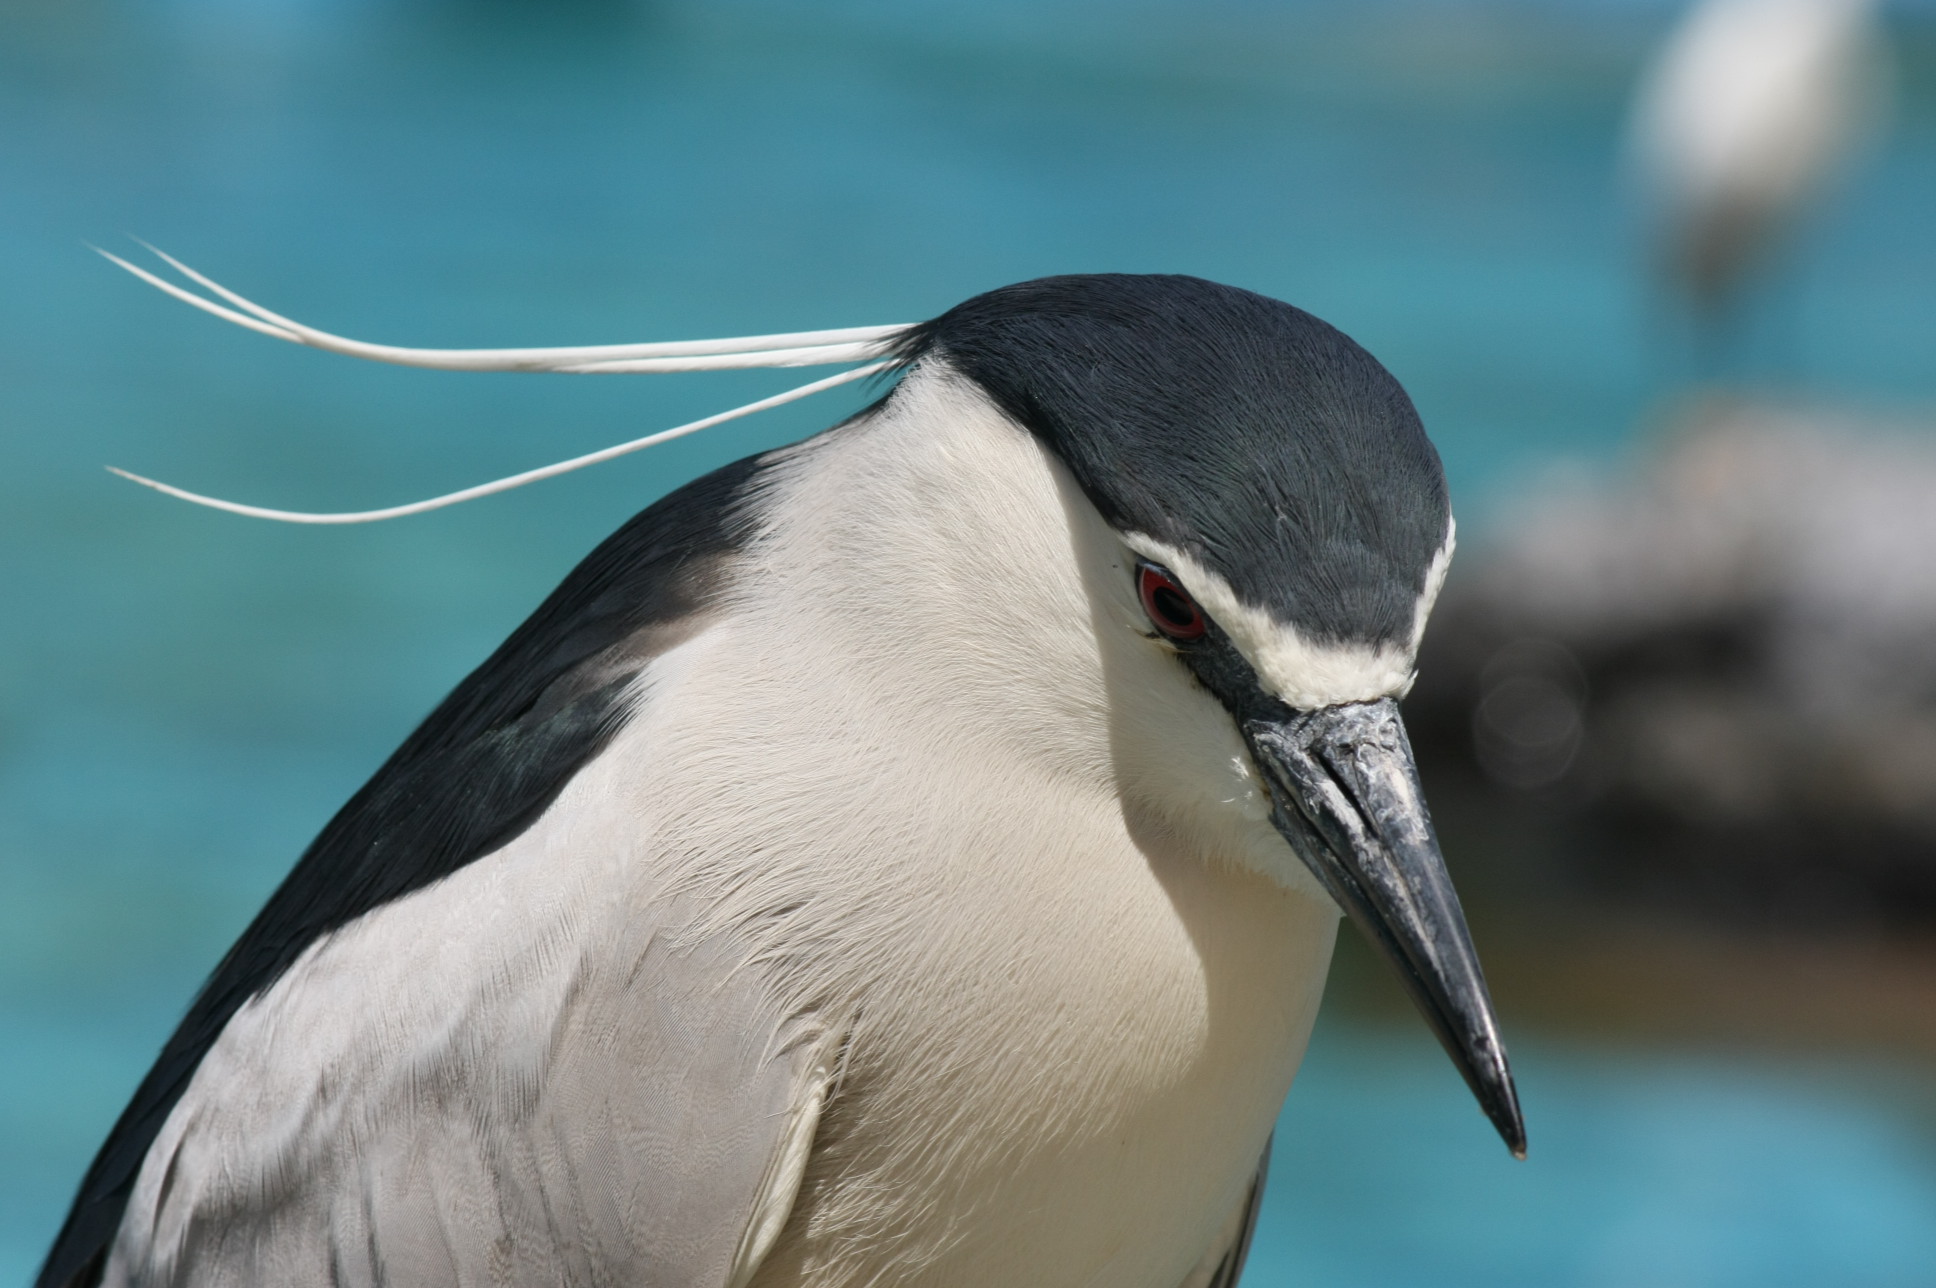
[45,457,776,1288]
[103,892,836,1288]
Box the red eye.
[1137,562,1207,642]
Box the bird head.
[890,274,1524,1157]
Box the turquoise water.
[1260,1031,1936,1288]
[4,1,1936,1282]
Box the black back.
[37,455,769,1288]
[898,274,1449,647]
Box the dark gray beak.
[1246,697,1526,1157]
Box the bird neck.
[741,363,1123,788]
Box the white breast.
[653,366,1342,1286]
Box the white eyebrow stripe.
[99,243,913,370]
[108,360,892,525]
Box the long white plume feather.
[110,362,892,525]
[100,243,914,522]
[99,243,912,371]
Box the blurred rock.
[1409,396,1936,928]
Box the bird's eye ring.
[1137,562,1207,642]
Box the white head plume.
[98,242,913,522]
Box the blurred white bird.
[1628,0,1888,326]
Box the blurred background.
[4,0,1936,1282]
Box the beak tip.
[1504,1115,1528,1159]
[1484,1074,1527,1159]
[1499,1106,1527,1158]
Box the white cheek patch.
[1122,522,1455,711]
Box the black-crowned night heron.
[40,259,1523,1288]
